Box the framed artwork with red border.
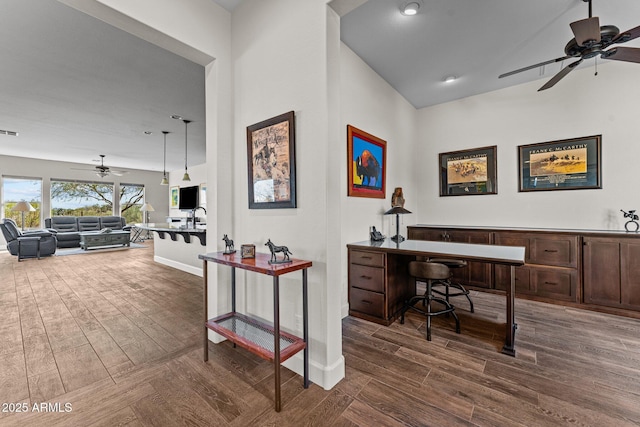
[347,125,386,199]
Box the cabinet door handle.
[360,275,372,280]
[360,256,372,260]
[544,281,557,285]
[544,249,558,253]
[361,300,372,305]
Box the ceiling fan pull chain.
[594,57,598,76]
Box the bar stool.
[429,258,474,313]
[400,261,460,341]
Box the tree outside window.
[120,184,144,224]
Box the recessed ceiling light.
[402,2,420,16]
[443,75,457,83]
[170,114,183,120]
[0,129,19,136]
[144,131,153,135]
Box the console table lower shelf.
[205,312,306,363]
[200,251,312,412]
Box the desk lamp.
[12,201,36,231]
[384,206,411,242]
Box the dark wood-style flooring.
[1,246,640,426]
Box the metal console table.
[199,251,312,412]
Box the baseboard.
[154,255,203,277]
[283,352,345,390]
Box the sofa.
[1,218,57,260]
[45,216,129,248]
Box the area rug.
[55,242,148,256]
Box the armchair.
[1,219,57,261]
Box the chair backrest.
[99,216,125,230]
[0,219,21,242]
[409,261,451,281]
[46,216,79,232]
[77,216,101,231]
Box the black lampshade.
[384,206,412,215]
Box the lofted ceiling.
[340,0,640,108]
[1,0,639,174]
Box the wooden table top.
[199,251,312,276]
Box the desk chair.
[428,258,474,313]
[400,261,460,341]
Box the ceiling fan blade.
[570,17,601,46]
[613,25,640,44]
[110,171,129,176]
[538,59,583,91]
[604,46,640,64]
[499,55,571,79]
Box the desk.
[347,239,525,356]
[199,251,312,412]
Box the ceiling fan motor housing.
[565,25,620,57]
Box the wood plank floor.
[1,247,640,426]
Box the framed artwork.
[519,135,602,192]
[170,186,179,208]
[439,146,497,196]
[347,125,386,199]
[246,111,296,209]
[199,183,207,206]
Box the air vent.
[0,129,19,136]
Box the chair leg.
[426,280,432,341]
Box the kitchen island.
[135,222,206,276]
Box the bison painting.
[356,150,381,187]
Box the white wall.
[166,162,207,219]
[416,61,640,231]
[339,42,419,316]
[231,0,344,389]
[0,154,167,219]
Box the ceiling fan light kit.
[499,0,640,91]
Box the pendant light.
[160,131,169,185]
[182,119,191,182]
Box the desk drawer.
[349,287,385,318]
[530,237,576,267]
[532,269,575,301]
[350,250,385,267]
[349,264,385,292]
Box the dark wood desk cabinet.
[348,249,412,325]
[408,225,640,318]
[583,236,640,311]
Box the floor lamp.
[12,201,36,231]
[140,203,155,240]
[384,206,412,243]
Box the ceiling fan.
[499,0,640,91]
[71,154,128,178]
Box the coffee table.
[79,230,131,250]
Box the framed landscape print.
[347,125,386,199]
[439,146,497,196]
[170,186,179,208]
[246,111,296,209]
[519,135,601,192]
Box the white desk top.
[347,238,525,266]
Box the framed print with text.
[439,146,497,196]
[347,125,386,199]
[246,111,296,209]
[519,135,601,192]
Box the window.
[2,176,43,229]
[119,183,144,224]
[50,180,114,217]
